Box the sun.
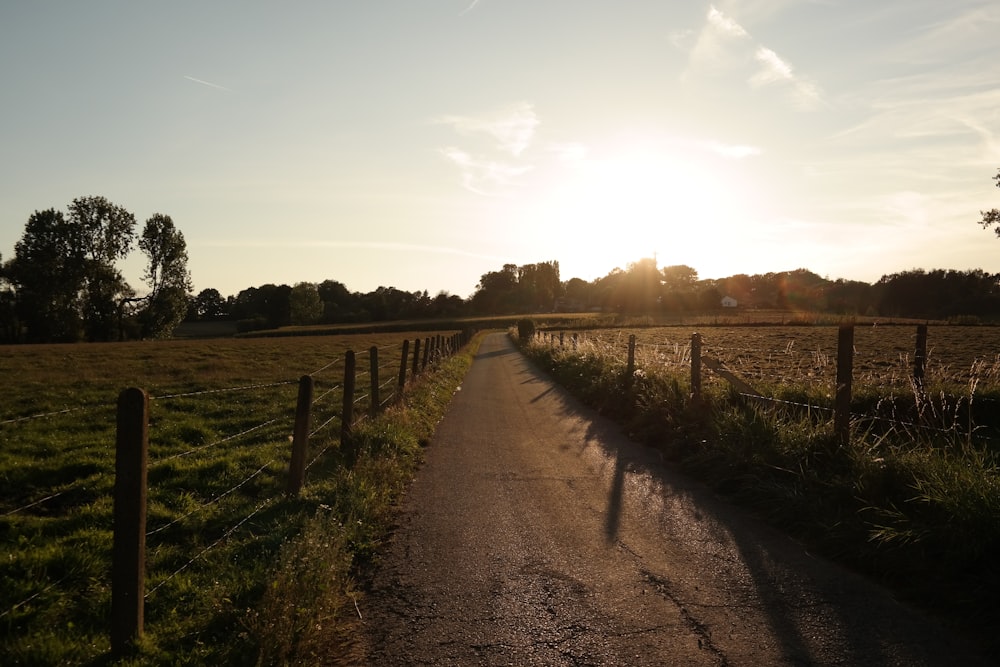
[526,138,748,282]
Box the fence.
[533,323,999,446]
[0,330,470,657]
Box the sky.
[2,1,999,300]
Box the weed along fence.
[531,323,1000,447]
[0,330,470,659]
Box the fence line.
[533,323,996,446]
[0,330,474,656]
[108,330,472,655]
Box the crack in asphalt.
[642,569,730,667]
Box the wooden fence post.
[625,334,636,389]
[369,346,380,418]
[834,324,854,447]
[397,339,410,395]
[342,350,356,462]
[111,387,149,656]
[914,323,928,390]
[691,333,702,402]
[422,337,430,371]
[287,375,313,495]
[412,338,421,378]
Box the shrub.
[517,318,536,341]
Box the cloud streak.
[459,0,482,16]
[183,75,232,92]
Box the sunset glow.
[2,2,998,297]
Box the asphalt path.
[359,333,989,666]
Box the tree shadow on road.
[504,336,988,667]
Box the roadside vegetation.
[516,321,1000,659]
[0,332,480,665]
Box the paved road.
[360,333,988,666]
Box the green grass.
[519,325,1000,659]
[0,332,479,665]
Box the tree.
[661,264,699,311]
[192,288,227,319]
[516,261,561,312]
[9,208,87,341]
[0,254,19,342]
[471,264,518,314]
[137,213,192,338]
[289,282,323,325]
[317,280,356,322]
[620,258,662,313]
[68,196,137,341]
[979,169,1000,236]
[562,277,594,311]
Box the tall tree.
[471,264,518,314]
[137,213,192,338]
[9,208,87,341]
[67,196,137,341]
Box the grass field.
[0,332,467,664]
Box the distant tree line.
[183,261,1000,335]
[1,196,191,343]
[4,169,1000,342]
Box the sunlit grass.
[0,332,476,664]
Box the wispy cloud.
[439,147,534,196]
[707,5,749,38]
[751,47,823,110]
[183,75,232,92]
[684,5,823,111]
[436,102,539,194]
[437,102,539,156]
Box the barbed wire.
[0,404,108,427]
[1,471,106,517]
[309,356,345,377]
[309,409,341,437]
[146,460,276,537]
[312,383,342,406]
[152,415,286,465]
[151,381,296,401]
[145,496,278,600]
[0,575,70,621]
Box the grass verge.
[517,329,1000,660]
[241,332,481,665]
